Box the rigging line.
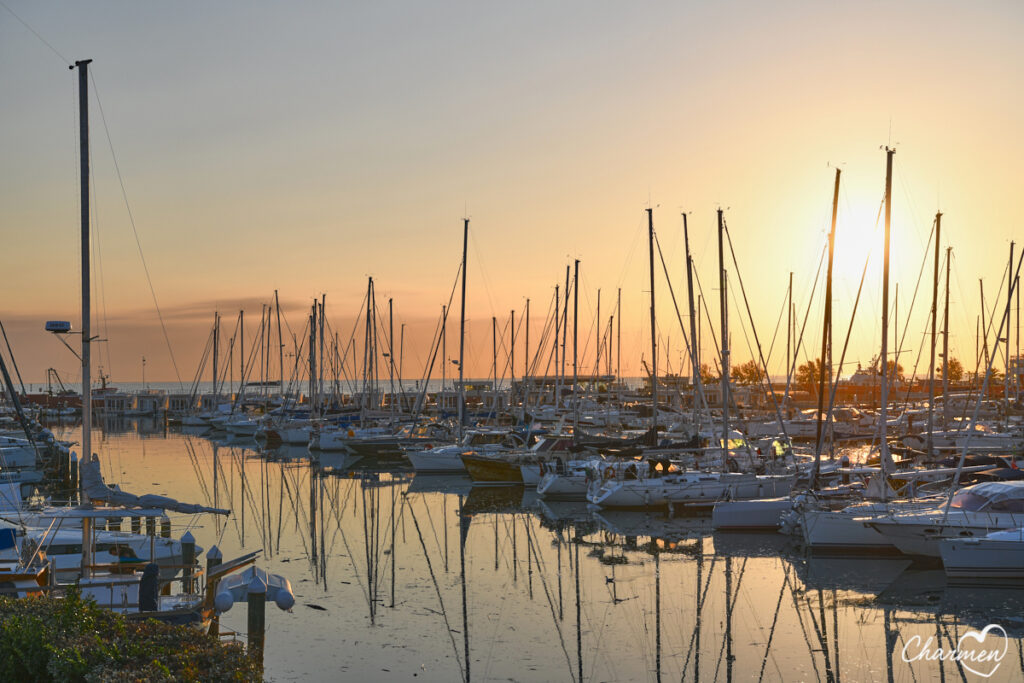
[0,0,69,64]
[784,568,823,683]
[406,495,467,683]
[680,554,719,677]
[885,215,936,403]
[652,231,695,367]
[712,558,748,683]
[757,567,790,683]
[0,320,27,395]
[88,136,115,382]
[89,72,184,389]
[723,219,791,440]
[783,237,829,404]
[763,282,791,374]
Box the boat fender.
[348,429,355,437]
[215,591,234,613]
[538,461,546,476]
[275,588,295,611]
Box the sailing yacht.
[866,480,1024,557]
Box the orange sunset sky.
[1,1,1021,388]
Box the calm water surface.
[51,418,1024,682]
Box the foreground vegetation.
[0,591,260,681]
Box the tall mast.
[74,59,93,515]
[813,169,841,487]
[926,213,942,457]
[389,298,396,425]
[717,208,730,456]
[554,285,560,408]
[572,259,580,435]
[275,290,283,402]
[309,303,317,421]
[72,61,96,582]
[319,295,326,409]
[510,310,515,402]
[879,147,896,476]
[942,247,951,426]
[683,213,702,430]
[491,316,497,395]
[457,219,468,442]
[212,312,219,402]
[595,289,601,376]
[616,287,622,386]
[980,281,989,375]
[240,309,244,395]
[562,265,570,406]
[523,299,529,423]
[647,208,658,440]
[441,305,447,394]
[1007,243,1016,421]
[787,273,792,385]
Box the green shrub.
[0,590,260,682]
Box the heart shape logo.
[957,624,1008,678]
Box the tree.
[733,359,765,385]
[869,357,904,382]
[699,363,719,386]
[796,358,822,388]
[945,357,964,382]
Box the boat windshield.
[950,490,989,511]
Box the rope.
[89,72,184,389]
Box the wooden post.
[206,545,223,637]
[181,531,196,593]
[247,574,267,664]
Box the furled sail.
[79,453,230,515]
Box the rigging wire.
[89,72,185,389]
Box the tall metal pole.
[510,309,515,387]
[212,313,220,401]
[73,59,94,580]
[275,290,283,401]
[879,147,896,476]
[926,213,942,457]
[595,289,601,377]
[554,285,560,407]
[523,299,529,423]
[441,305,447,394]
[647,208,658,440]
[813,169,840,486]
[942,247,951,426]
[787,273,793,384]
[683,213,702,430]
[562,265,570,405]
[572,259,580,435]
[389,298,396,425]
[616,288,622,386]
[717,208,730,456]
[457,219,468,442]
[1007,243,1015,419]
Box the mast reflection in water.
[48,423,1024,682]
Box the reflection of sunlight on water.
[45,422,1024,682]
